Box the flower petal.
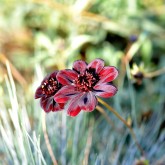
[54,85,79,103]
[67,106,81,117]
[35,87,44,99]
[67,95,82,117]
[79,92,97,112]
[40,96,54,112]
[87,58,104,74]
[41,71,58,84]
[52,103,65,112]
[99,66,118,83]
[40,96,63,112]
[73,60,87,73]
[57,69,78,85]
[94,83,118,98]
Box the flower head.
[35,71,64,112]
[131,63,145,85]
[54,59,118,117]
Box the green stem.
[144,67,165,78]
[96,105,115,128]
[97,97,144,155]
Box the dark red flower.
[35,71,64,112]
[54,59,118,117]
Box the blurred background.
[0,0,165,164]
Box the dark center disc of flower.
[74,68,100,92]
[41,77,60,96]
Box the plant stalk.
[97,97,144,155]
[42,112,58,165]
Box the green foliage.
[0,0,165,164]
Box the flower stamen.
[73,68,99,92]
[41,77,59,96]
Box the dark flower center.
[41,77,60,96]
[73,68,100,92]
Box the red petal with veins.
[54,85,79,103]
[67,94,82,117]
[52,103,65,112]
[99,66,118,83]
[35,87,44,99]
[40,96,53,112]
[79,92,97,112]
[40,96,63,112]
[73,60,87,73]
[94,83,118,98]
[56,69,78,85]
[87,58,104,74]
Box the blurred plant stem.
[0,53,27,87]
[96,105,115,128]
[82,118,94,165]
[96,106,124,134]
[97,98,144,156]
[144,67,165,78]
[119,34,147,88]
[42,112,58,165]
